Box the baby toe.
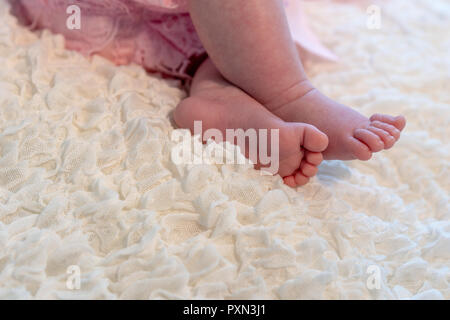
[354,128,384,152]
[301,124,329,153]
[371,121,401,140]
[283,175,297,188]
[367,126,395,149]
[370,114,406,131]
[346,136,372,161]
[305,151,323,166]
[393,115,406,131]
[300,160,318,177]
[294,171,310,186]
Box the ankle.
[264,79,316,114]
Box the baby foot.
[277,123,329,186]
[175,96,328,187]
[283,149,325,187]
[173,61,328,187]
[269,81,406,160]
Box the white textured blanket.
[0,0,448,299]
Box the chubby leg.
[174,59,329,187]
[187,0,306,105]
[187,0,406,161]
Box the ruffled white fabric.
[0,0,449,299]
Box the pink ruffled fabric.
[11,0,338,79]
[11,0,204,79]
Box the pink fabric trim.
[11,0,341,79]
[12,0,203,79]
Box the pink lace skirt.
[11,0,338,80]
[11,0,206,79]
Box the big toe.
[346,135,373,161]
[300,124,329,153]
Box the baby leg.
[187,0,406,161]
[188,0,306,105]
